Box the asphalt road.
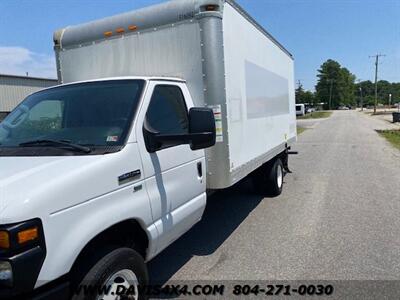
[148,111,400,285]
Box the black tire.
[71,247,148,300]
[252,158,284,197]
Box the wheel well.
[69,219,149,280]
[264,150,287,168]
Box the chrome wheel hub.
[97,269,139,300]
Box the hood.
[0,144,142,224]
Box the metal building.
[0,74,58,120]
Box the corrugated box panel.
[58,20,204,107]
[0,75,57,112]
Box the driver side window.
[146,85,189,135]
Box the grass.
[377,130,400,150]
[297,126,307,135]
[297,111,332,119]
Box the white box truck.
[0,0,296,299]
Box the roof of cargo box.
[54,0,293,59]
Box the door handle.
[197,162,203,178]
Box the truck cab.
[0,77,215,299]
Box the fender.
[36,182,157,287]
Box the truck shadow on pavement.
[148,179,264,284]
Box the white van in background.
[296,104,305,116]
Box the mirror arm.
[156,133,191,143]
[157,132,213,143]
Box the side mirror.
[143,107,216,153]
[188,107,216,150]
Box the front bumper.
[0,219,47,299]
[24,281,69,300]
[0,246,45,299]
[1,280,69,300]
[0,246,69,300]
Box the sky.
[0,0,399,91]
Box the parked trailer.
[0,1,295,299]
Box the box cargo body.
[54,0,296,189]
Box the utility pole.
[296,79,303,89]
[389,94,392,106]
[328,79,334,110]
[296,79,303,104]
[357,79,363,111]
[369,54,386,114]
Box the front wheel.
[72,248,148,300]
[252,158,284,197]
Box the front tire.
[72,248,148,300]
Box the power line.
[369,54,386,114]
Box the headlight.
[0,261,13,287]
[0,219,45,292]
[0,231,10,249]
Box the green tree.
[356,80,400,106]
[303,91,315,105]
[295,83,305,104]
[315,59,355,108]
[296,83,315,105]
[339,67,356,106]
[378,80,392,104]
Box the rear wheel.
[252,158,284,197]
[72,247,148,300]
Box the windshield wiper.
[19,139,91,153]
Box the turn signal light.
[17,227,38,245]
[205,5,218,11]
[104,31,113,37]
[128,25,138,31]
[0,231,9,249]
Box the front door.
[136,81,206,255]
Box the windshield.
[0,80,144,154]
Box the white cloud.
[0,46,56,79]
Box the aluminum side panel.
[222,2,296,181]
[58,21,205,107]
